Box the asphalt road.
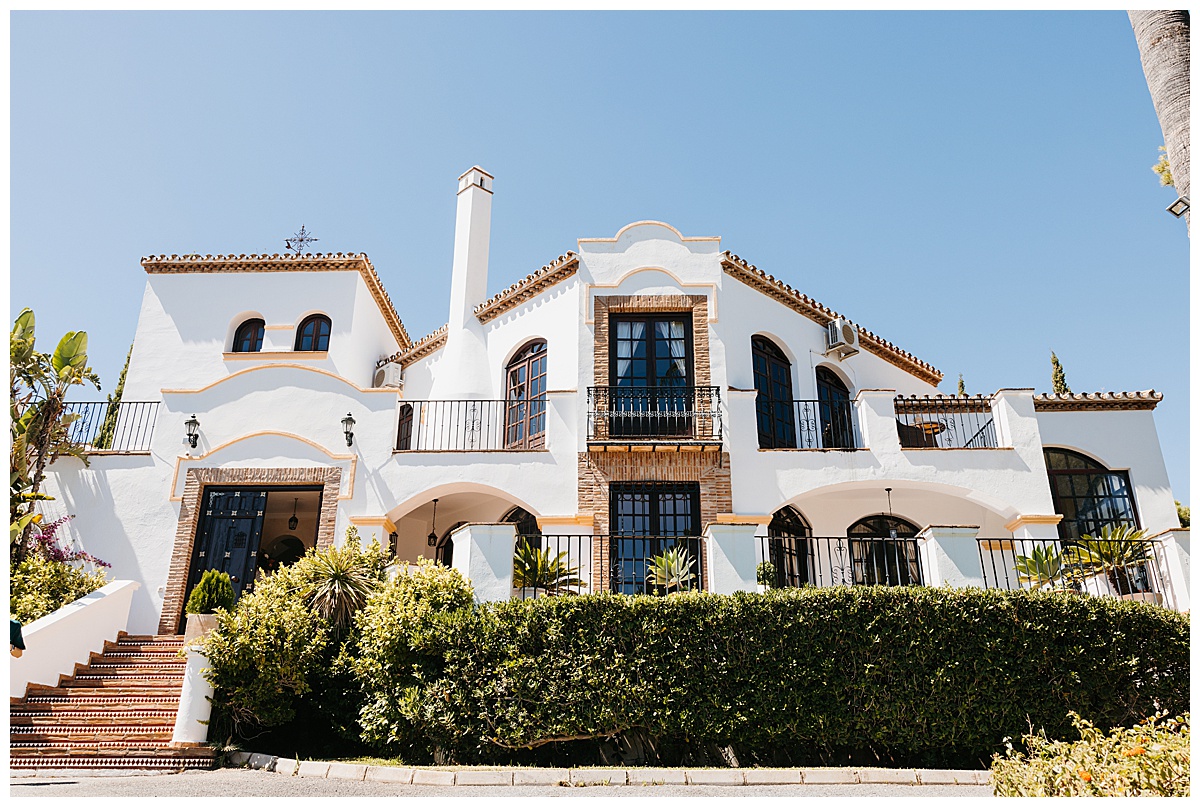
[11,768,993,797]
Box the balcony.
[757,399,862,450]
[586,386,722,448]
[977,535,1168,605]
[395,399,546,452]
[894,396,998,449]
[756,535,924,588]
[63,402,159,453]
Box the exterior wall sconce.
[184,415,200,448]
[342,412,356,447]
[288,497,299,532]
[1167,196,1190,218]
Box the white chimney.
[430,166,495,400]
[447,166,493,333]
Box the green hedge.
[357,587,1189,768]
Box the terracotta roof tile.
[474,252,579,323]
[1033,390,1162,411]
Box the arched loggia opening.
[847,514,921,586]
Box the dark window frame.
[232,318,265,353]
[1044,448,1140,542]
[609,314,694,389]
[504,340,548,449]
[816,366,855,449]
[295,314,332,352]
[753,336,797,449]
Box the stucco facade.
[38,167,1189,633]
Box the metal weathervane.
[285,225,319,255]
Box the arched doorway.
[752,336,796,449]
[765,505,811,587]
[816,367,854,449]
[847,514,922,586]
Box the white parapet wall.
[450,523,517,603]
[704,522,760,595]
[10,579,140,698]
[172,644,216,746]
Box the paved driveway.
[11,768,993,797]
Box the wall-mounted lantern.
[1167,195,1190,218]
[184,415,200,449]
[342,412,356,447]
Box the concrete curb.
[224,752,991,787]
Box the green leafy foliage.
[1064,525,1150,593]
[352,587,1189,767]
[185,569,235,615]
[646,546,696,593]
[512,539,587,595]
[1152,146,1174,188]
[756,561,776,588]
[1175,500,1189,528]
[354,559,475,759]
[957,373,966,396]
[1012,545,1065,589]
[10,553,107,623]
[203,532,391,741]
[991,711,1189,796]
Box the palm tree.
[1129,11,1190,234]
[1061,524,1150,595]
[512,539,587,595]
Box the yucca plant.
[1062,525,1151,595]
[647,546,696,594]
[512,539,587,595]
[299,541,385,630]
[1012,544,1066,590]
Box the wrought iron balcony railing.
[756,398,861,449]
[894,396,998,449]
[513,534,593,600]
[587,386,722,442]
[757,535,924,588]
[63,402,160,452]
[396,399,547,451]
[606,534,706,595]
[977,536,1166,604]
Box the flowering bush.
[8,515,109,623]
[991,712,1189,796]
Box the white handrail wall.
[10,579,140,698]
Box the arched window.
[501,506,541,543]
[847,514,922,586]
[505,341,547,449]
[295,315,331,352]
[816,366,854,449]
[395,403,414,451]
[232,318,264,353]
[1044,448,1139,542]
[765,505,811,588]
[435,521,465,568]
[752,337,796,448]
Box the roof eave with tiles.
[720,252,943,387]
[141,252,411,351]
[473,252,580,323]
[1032,390,1163,412]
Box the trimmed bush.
[991,712,1189,796]
[185,569,235,615]
[354,586,1189,767]
[10,553,107,623]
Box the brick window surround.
[592,294,711,387]
[159,466,341,635]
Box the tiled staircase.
[10,633,215,770]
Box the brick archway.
[158,466,341,635]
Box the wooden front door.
[181,489,267,628]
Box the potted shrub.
[184,569,235,641]
[1062,525,1162,605]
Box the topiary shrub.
[185,569,235,615]
[991,711,1189,796]
[9,553,107,623]
[353,586,1189,767]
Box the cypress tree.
[95,345,131,449]
[1050,351,1071,395]
[956,374,966,397]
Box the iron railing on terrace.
[977,536,1168,604]
[607,534,706,595]
[587,386,722,442]
[395,399,547,451]
[513,534,593,600]
[757,398,861,449]
[894,396,998,449]
[756,535,924,588]
[63,401,159,452]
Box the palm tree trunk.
[1129,11,1190,234]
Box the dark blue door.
[183,489,267,624]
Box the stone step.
[10,750,214,770]
[78,663,187,676]
[21,687,182,702]
[63,675,184,688]
[92,651,185,663]
[10,709,177,725]
[12,739,175,750]
[12,727,176,744]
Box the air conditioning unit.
[825,318,860,359]
[373,361,404,389]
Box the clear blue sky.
[11,10,1190,503]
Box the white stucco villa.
[37,166,1191,638]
